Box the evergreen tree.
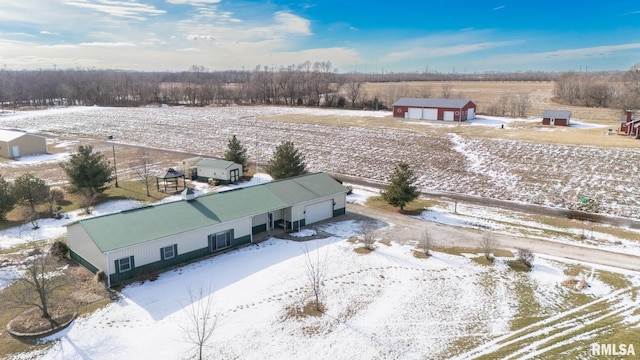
[12,173,49,212]
[381,162,420,211]
[265,141,307,180]
[60,145,112,194]
[224,135,249,174]
[0,176,16,220]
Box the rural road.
[346,203,640,273]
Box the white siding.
[68,224,107,272]
[106,217,253,275]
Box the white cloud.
[187,34,216,41]
[166,0,221,3]
[537,43,640,59]
[273,11,311,36]
[382,40,516,63]
[40,31,59,35]
[64,0,165,20]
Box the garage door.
[305,201,333,225]
[467,108,475,120]
[422,108,438,120]
[443,111,454,121]
[407,108,422,119]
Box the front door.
[12,146,19,158]
[230,169,240,182]
[550,118,555,126]
[267,212,274,230]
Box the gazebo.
[156,168,186,193]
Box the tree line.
[553,65,640,110]
[3,61,632,111]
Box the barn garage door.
[422,108,438,120]
[443,111,454,121]
[467,108,475,120]
[305,201,333,225]
[407,108,422,119]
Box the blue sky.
[1,0,640,73]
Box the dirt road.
[347,203,640,272]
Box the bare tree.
[361,221,377,250]
[419,228,432,256]
[182,284,219,360]
[134,148,154,197]
[516,248,534,268]
[346,76,364,108]
[303,242,326,312]
[479,232,497,260]
[441,83,453,98]
[79,188,98,215]
[7,248,66,320]
[21,205,40,229]
[417,84,432,98]
[45,186,65,216]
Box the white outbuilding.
[196,158,243,184]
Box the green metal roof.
[197,158,237,169]
[72,173,347,252]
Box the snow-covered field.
[0,184,636,359]
[1,106,638,216]
[12,215,639,360]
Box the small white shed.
[196,158,243,184]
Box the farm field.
[1,104,639,218]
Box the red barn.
[392,98,476,121]
[619,110,640,138]
[542,110,571,126]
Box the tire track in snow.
[450,287,636,359]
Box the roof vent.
[181,188,196,201]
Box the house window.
[209,230,232,251]
[162,245,176,260]
[116,257,132,272]
[397,108,402,113]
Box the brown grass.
[266,81,632,149]
[354,246,374,255]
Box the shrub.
[49,241,69,258]
[95,270,107,284]
[516,248,534,268]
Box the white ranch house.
[67,173,348,287]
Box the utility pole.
[112,143,119,188]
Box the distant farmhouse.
[392,98,476,121]
[619,110,640,138]
[196,158,243,184]
[67,173,348,287]
[541,110,571,126]
[0,129,47,159]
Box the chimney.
[181,188,195,201]
[624,110,633,122]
